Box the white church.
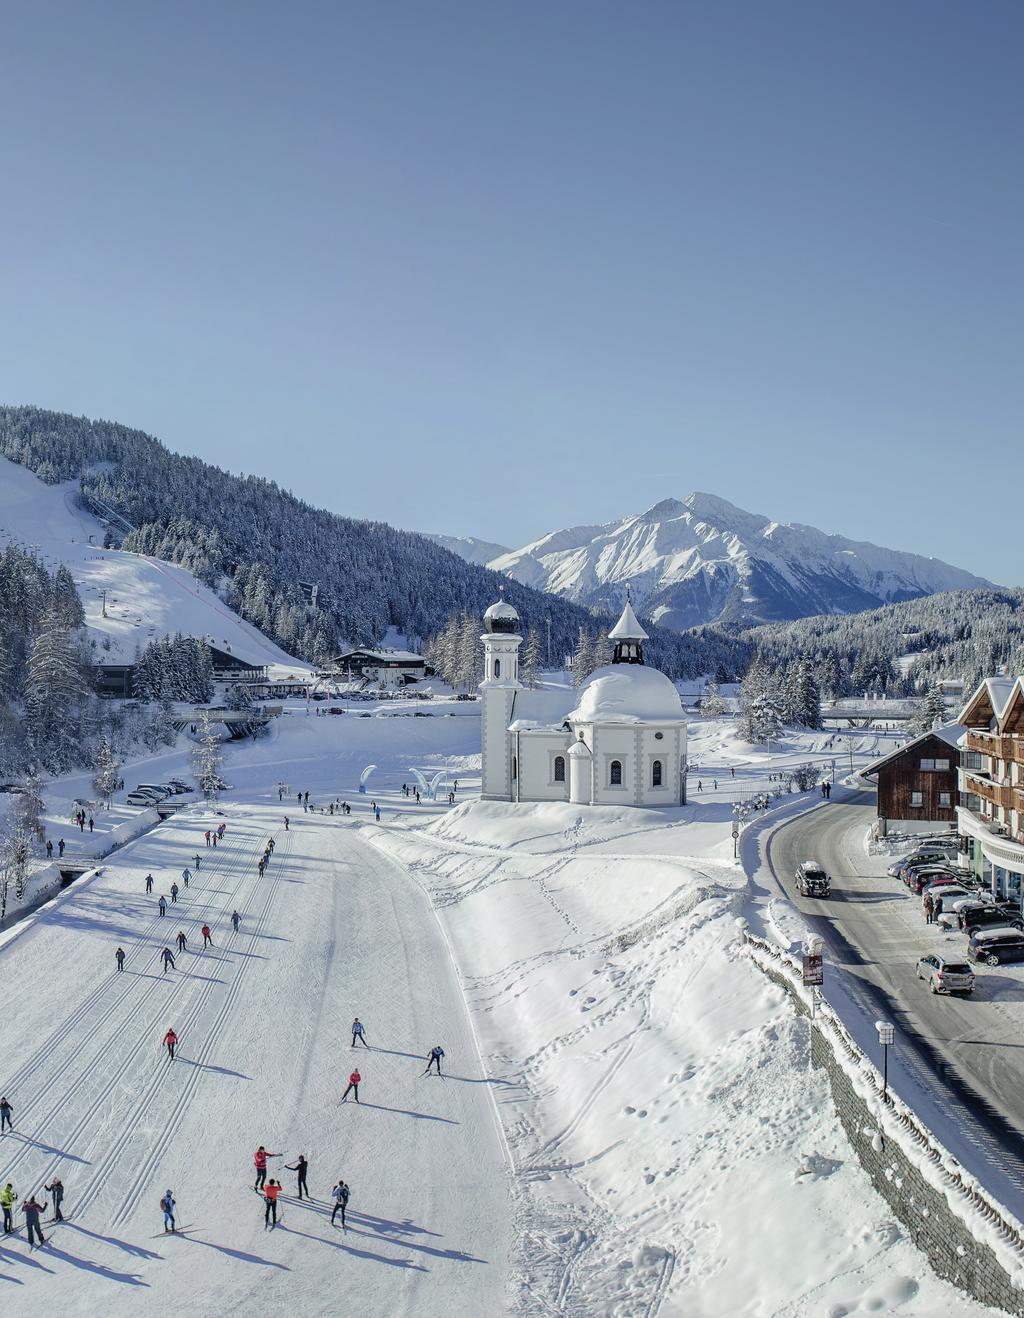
[479,593,688,807]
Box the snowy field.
[0,706,997,1315]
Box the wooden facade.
[865,731,959,834]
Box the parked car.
[961,905,1024,935]
[136,783,170,800]
[126,791,160,806]
[929,886,972,915]
[967,929,1024,966]
[916,954,975,995]
[907,868,963,895]
[889,847,958,877]
[795,861,831,897]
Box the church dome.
[483,596,520,634]
[567,736,591,758]
[568,665,683,725]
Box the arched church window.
[553,755,565,782]
[610,760,622,786]
[652,759,663,787]
[494,658,500,678]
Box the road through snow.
[0,806,510,1316]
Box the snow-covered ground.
[0,707,998,1315]
[0,456,312,676]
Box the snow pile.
[369,799,997,1315]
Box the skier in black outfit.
[0,1098,12,1132]
[115,947,125,972]
[424,1045,445,1076]
[331,1180,349,1228]
[43,1178,64,1222]
[284,1155,309,1200]
[231,910,241,932]
[145,874,153,893]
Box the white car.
[916,954,975,995]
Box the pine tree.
[26,612,88,771]
[92,738,120,807]
[193,711,224,800]
[522,627,542,689]
[571,629,595,688]
[914,682,947,734]
[0,812,33,909]
[700,680,726,717]
[51,564,85,629]
[789,659,821,728]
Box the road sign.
[731,822,739,838]
[802,953,824,986]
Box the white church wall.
[514,731,572,802]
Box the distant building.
[861,726,961,836]
[957,676,1024,904]
[479,593,687,806]
[332,648,427,689]
[95,642,267,699]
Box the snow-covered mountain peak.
[441,493,995,632]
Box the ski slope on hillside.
[0,805,510,1315]
[0,456,312,676]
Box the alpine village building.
[957,676,1024,905]
[862,726,961,837]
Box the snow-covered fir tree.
[571,629,595,688]
[193,711,224,801]
[26,611,89,772]
[914,682,948,734]
[92,739,121,807]
[521,627,542,689]
[700,680,726,717]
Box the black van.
[961,905,1024,935]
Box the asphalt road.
[766,788,1024,1208]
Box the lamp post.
[875,1020,895,1098]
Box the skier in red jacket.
[201,925,212,948]
[163,1028,178,1060]
[253,1146,281,1191]
[341,1070,361,1103]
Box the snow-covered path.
[0,807,510,1315]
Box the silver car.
[916,954,975,995]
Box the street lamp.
[875,1020,895,1098]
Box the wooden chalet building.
[96,642,267,699]
[331,647,427,689]
[861,725,961,837]
[956,676,1024,905]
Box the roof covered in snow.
[607,599,649,641]
[568,664,684,725]
[860,722,964,779]
[958,676,1023,728]
[508,687,577,732]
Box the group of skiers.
[257,835,276,877]
[1,1177,64,1247]
[341,1020,447,1103]
[249,1148,350,1230]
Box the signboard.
[802,953,824,986]
[731,822,739,838]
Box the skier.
[58,839,65,857]
[374,806,381,822]
[258,858,265,878]
[231,910,241,932]
[158,895,167,916]
[160,1189,176,1233]
[263,1179,281,1228]
[341,1069,361,1103]
[194,854,201,870]
[304,791,309,805]
[145,873,154,893]
[212,832,217,847]
[424,1045,445,1076]
[115,947,126,972]
[88,816,94,833]
[170,882,179,903]
[182,867,191,888]
[0,1097,12,1132]
[1,1183,14,1233]
[176,931,187,953]
[46,839,53,858]
[205,830,211,847]
[253,1147,281,1192]
[351,1017,369,1048]
[163,1028,178,1060]
[284,816,290,830]
[218,823,226,839]
[330,1180,349,1229]
[43,1178,64,1222]
[284,1154,309,1200]
[202,924,212,948]
[21,1194,46,1247]
[162,948,175,973]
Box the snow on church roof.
[568,665,683,725]
[607,599,649,641]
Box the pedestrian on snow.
[284,1155,309,1200]
[46,839,53,858]
[0,1098,11,1132]
[821,782,828,798]
[374,806,381,822]
[414,790,420,804]
[58,839,65,857]
[163,1028,178,1060]
[44,1178,64,1222]
[278,787,284,801]
[453,779,459,791]
[263,1180,281,1227]
[713,780,718,791]
[158,895,167,916]
[21,1195,46,1247]
[115,947,126,972]
[212,833,217,847]
[161,1190,176,1233]
[202,925,212,948]
[284,816,290,830]
[697,780,703,792]
[78,814,84,832]
[344,803,350,815]
[145,873,154,893]
[304,791,309,805]
[341,1070,361,1103]
[231,910,241,932]
[205,830,211,846]
[351,1018,369,1048]
[253,1147,280,1191]
[88,816,94,833]
[176,931,187,952]
[170,883,179,903]
[1,1183,15,1232]
[424,1045,445,1076]
[330,1180,349,1229]
[182,868,191,888]
[162,948,175,973]
[923,894,935,924]
[730,766,735,778]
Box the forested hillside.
[0,406,748,680]
[744,587,1024,696]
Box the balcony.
[965,730,1024,762]
[962,771,1015,811]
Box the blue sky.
[1,2,1021,581]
